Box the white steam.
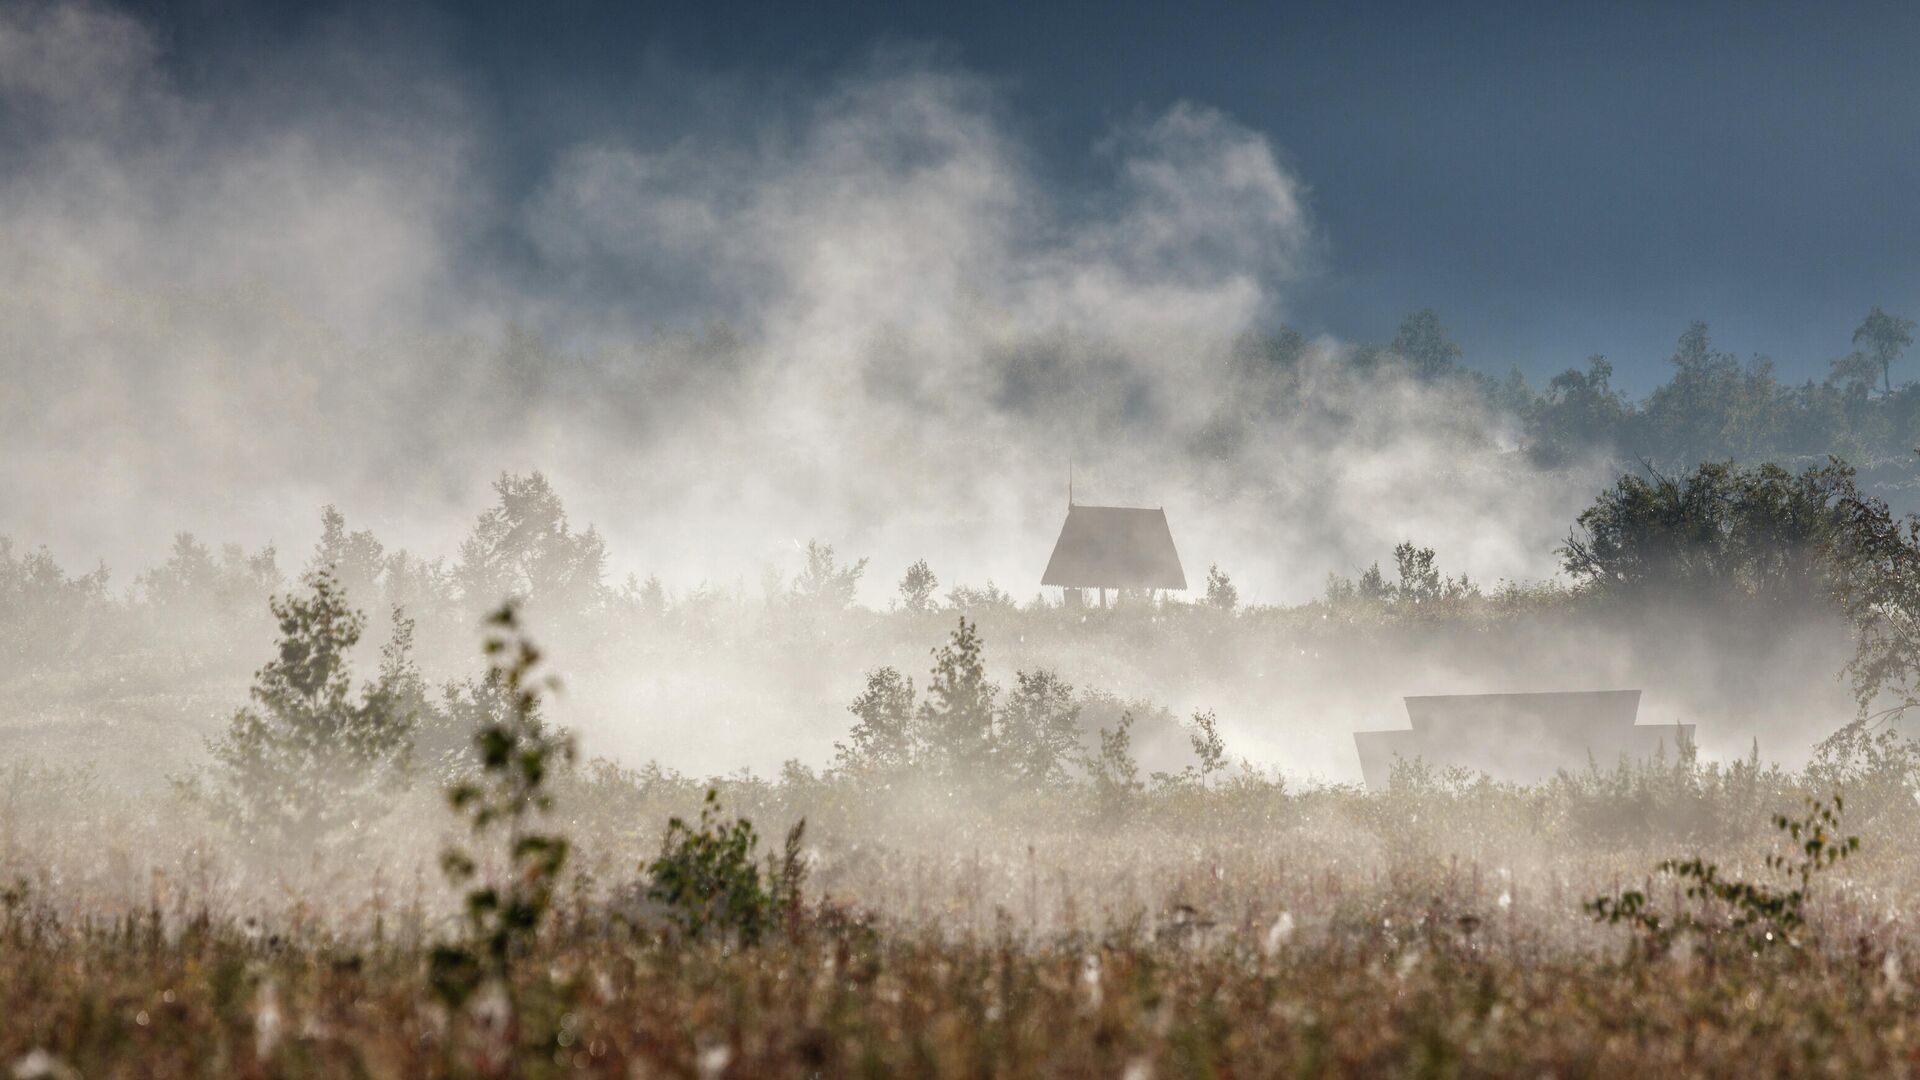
[1,0,1603,604]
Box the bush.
[645,788,805,944]
[1588,792,1860,954]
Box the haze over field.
[16,3,1920,1076]
[10,0,1920,785]
[0,0,1713,605]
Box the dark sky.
[130,0,1920,392]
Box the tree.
[1385,543,1476,609]
[1639,322,1744,467]
[309,505,386,610]
[1204,564,1238,611]
[1826,478,1920,719]
[179,569,424,852]
[1828,350,1881,396]
[1324,543,1474,614]
[382,549,458,625]
[1562,460,1853,609]
[1153,708,1233,791]
[140,533,281,624]
[1853,306,1915,396]
[1322,561,1392,607]
[946,580,1017,613]
[1188,709,1228,782]
[997,669,1082,787]
[619,573,669,619]
[1529,355,1627,465]
[454,472,608,616]
[790,540,868,611]
[1650,324,1736,461]
[0,539,109,666]
[835,667,918,774]
[898,559,939,613]
[917,618,999,776]
[1389,309,1463,379]
[1083,712,1143,814]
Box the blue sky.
[125,0,1920,392]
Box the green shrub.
[1588,792,1859,954]
[645,788,804,944]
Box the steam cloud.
[1,0,1606,604]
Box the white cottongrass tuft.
[11,1049,79,1080]
[1264,911,1296,956]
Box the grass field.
[7,506,1920,1077]
[6,744,1920,1078]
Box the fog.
[0,0,1875,789]
[0,0,1610,605]
[14,10,1920,1077]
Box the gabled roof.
[1041,504,1187,590]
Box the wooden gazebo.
[1041,501,1187,607]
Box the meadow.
[7,737,1920,1078]
[7,458,1920,1077]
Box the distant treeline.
[1286,305,1920,472]
[10,457,1920,724]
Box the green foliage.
[1587,793,1859,953]
[898,559,939,613]
[1640,322,1749,466]
[178,569,423,852]
[1561,456,1920,732]
[433,604,576,1007]
[1528,355,1627,466]
[833,621,1127,801]
[644,788,805,944]
[835,667,918,775]
[1517,315,1920,469]
[1829,349,1882,395]
[831,623,1194,803]
[1827,480,1920,715]
[1807,724,1920,828]
[1563,459,1854,607]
